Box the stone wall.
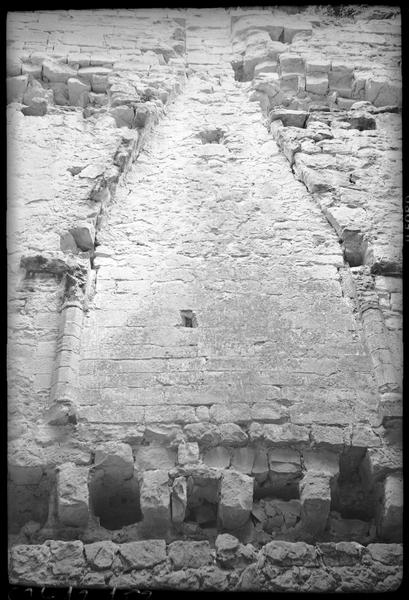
[7,7,402,593]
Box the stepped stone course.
[8,6,402,593]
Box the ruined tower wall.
[7,7,402,593]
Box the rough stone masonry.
[7,6,402,593]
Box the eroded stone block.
[168,540,211,570]
[56,462,89,528]
[117,540,167,570]
[377,472,403,542]
[260,540,317,567]
[177,441,199,465]
[140,469,171,530]
[7,75,29,103]
[218,471,253,530]
[48,540,86,578]
[231,447,255,474]
[203,446,231,469]
[299,473,331,535]
[94,442,134,479]
[84,540,117,570]
[43,60,77,83]
[68,77,91,106]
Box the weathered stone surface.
[168,540,211,570]
[134,445,176,471]
[318,541,363,566]
[377,472,403,541]
[94,442,134,479]
[48,540,86,578]
[9,545,51,585]
[299,473,331,535]
[260,541,317,567]
[218,471,253,530]
[117,540,167,570]
[84,540,117,569]
[270,108,308,128]
[7,75,29,103]
[231,446,255,474]
[184,423,221,446]
[215,533,257,568]
[203,446,231,468]
[365,543,403,566]
[68,78,91,106]
[140,470,171,530]
[69,223,95,251]
[177,441,199,464]
[218,423,248,445]
[43,60,77,83]
[56,462,89,528]
[21,98,48,116]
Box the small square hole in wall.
[180,310,197,328]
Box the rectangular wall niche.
[89,470,142,531]
[184,474,219,528]
[330,447,375,521]
[8,474,52,534]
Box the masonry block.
[7,75,29,103]
[84,540,117,570]
[168,540,211,570]
[9,544,52,586]
[302,449,340,477]
[203,447,231,469]
[69,223,95,251]
[231,447,255,474]
[94,442,134,479]
[218,471,253,530]
[306,75,328,96]
[67,78,91,106]
[48,540,86,579]
[117,540,167,570]
[134,445,176,471]
[43,59,77,83]
[56,462,89,528]
[259,540,317,567]
[140,470,171,531]
[377,473,403,542]
[299,473,331,536]
[177,442,199,465]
